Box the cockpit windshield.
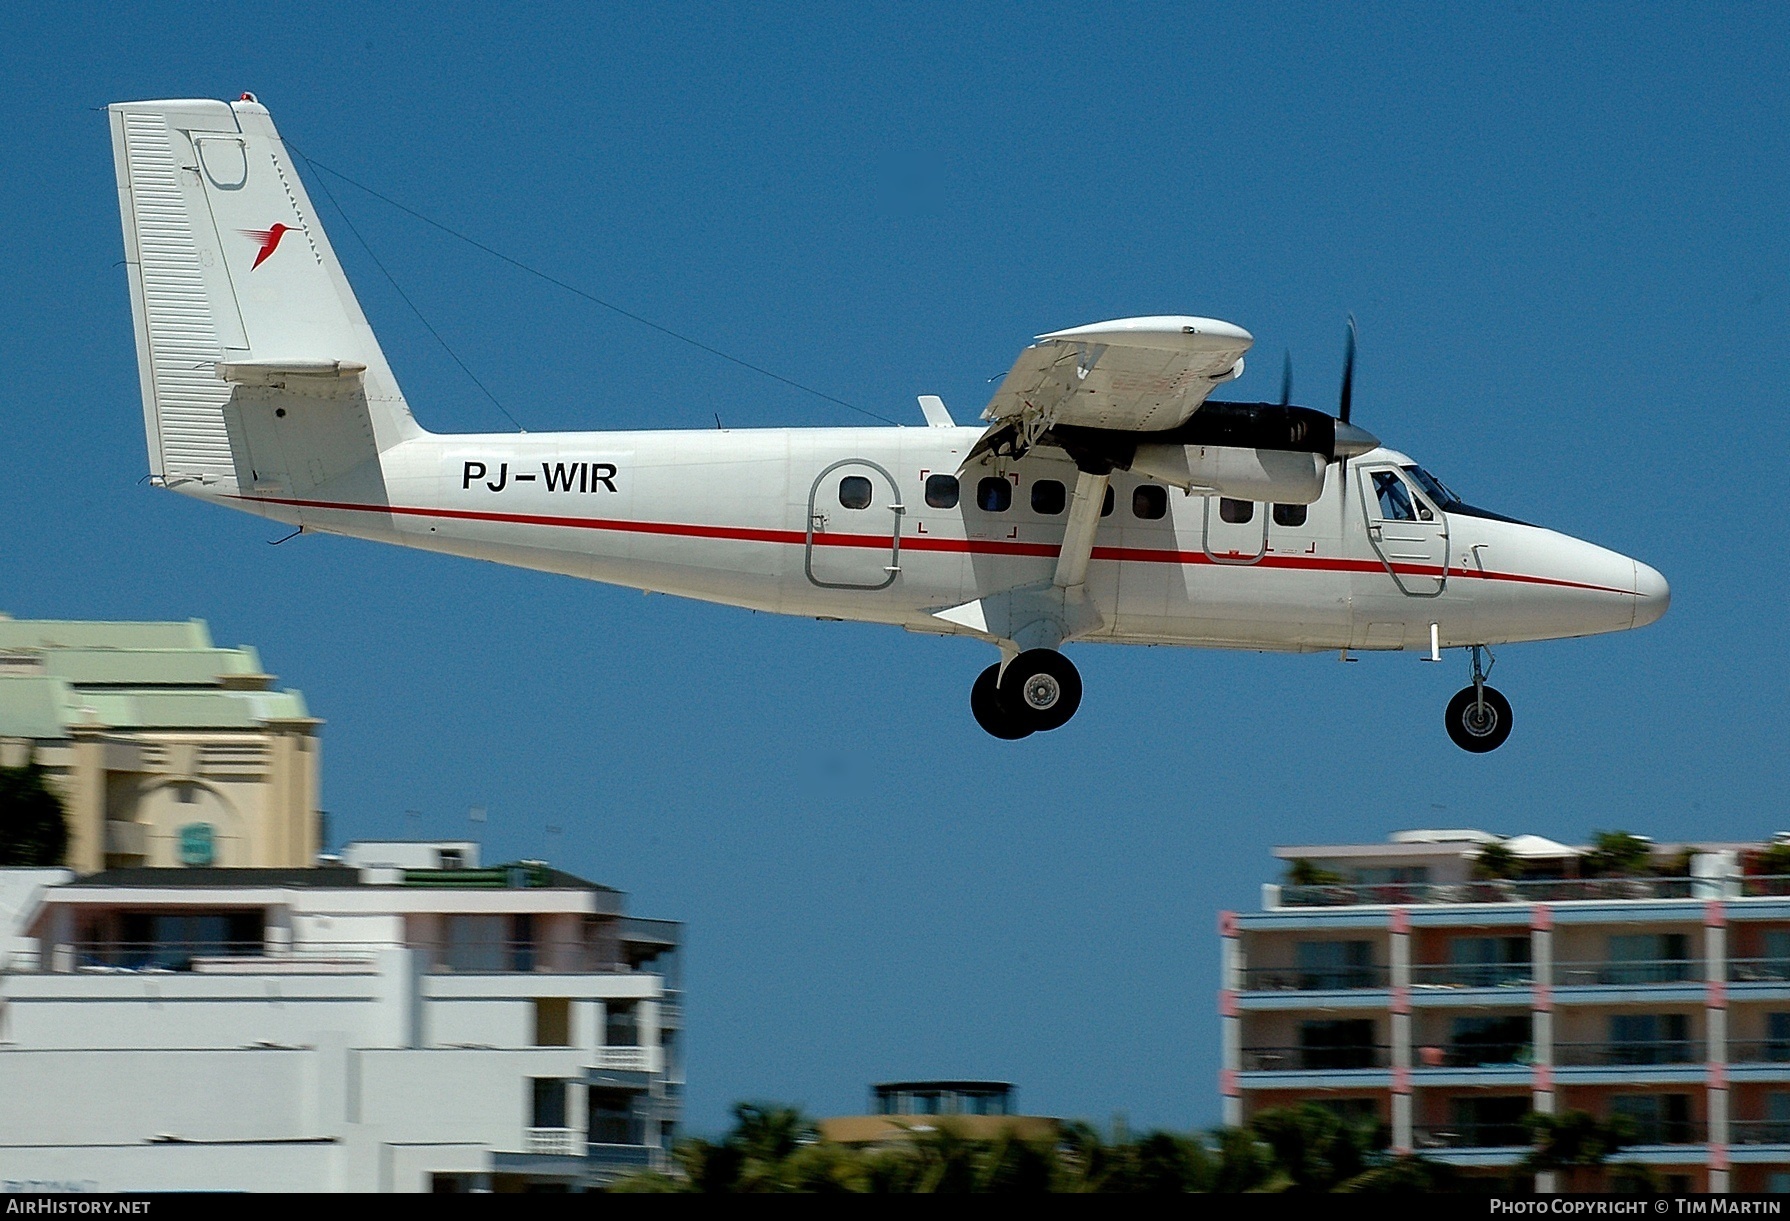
[1398,464,1530,526]
[1402,465,1461,509]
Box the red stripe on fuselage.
[227,493,1635,596]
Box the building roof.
[61,864,619,893]
[0,617,310,736]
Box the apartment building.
[0,843,681,1192]
[1220,830,1790,1193]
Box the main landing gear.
[970,649,1083,740]
[1445,645,1512,753]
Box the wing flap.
[982,315,1253,441]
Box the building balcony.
[1726,1041,1790,1065]
[1730,1121,1790,1146]
[1615,1121,1707,1147]
[1552,960,1700,987]
[1410,963,1535,989]
[1413,1123,1531,1150]
[1414,1043,1531,1069]
[1237,966,1389,992]
[1552,1041,1703,1067]
[526,1127,581,1156]
[1728,959,1790,984]
[1273,876,1700,909]
[1240,1045,1391,1072]
[594,1046,656,1073]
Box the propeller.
[1331,314,1379,463]
[1279,349,1293,409]
[1329,315,1382,528]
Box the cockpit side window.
[1372,470,1417,521]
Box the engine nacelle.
[1128,444,1327,505]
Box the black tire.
[1445,685,1513,753]
[999,649,1083,733]
[971,663,1032,739]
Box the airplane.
[106,96,1669,752]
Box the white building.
[0,843,681,1192]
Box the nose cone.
[1632,560,1671,628]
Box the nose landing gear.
[1445,644,1512,753]
[970,649,1083,739]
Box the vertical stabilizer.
[109,97,422,494]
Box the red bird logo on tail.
[240,223,299,269]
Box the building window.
[1295,940,1376,990]
[1272,503,1307,528]
[1446,1096,1529,1147]
[1031,480,1066,515]
[606,1002,639,1048]
[1609,1093,1693,1144]
[531,1077,568,1129]
[1447,1015,1531,1066]
[977,478,1012,512]
[533,997,571,1047]
[1132,485,1167,520]
[1218,497,1253,524]
[589,1088,644,1145]
[1298,1018,1377,1069]
[1608,1013,1692,1064]
[437,848,465,870]
[925,474,959,509]
[1445,936,1532,987]
[1605,932,1691,984]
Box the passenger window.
[1272,503,1307,528]
[1371,471,1416,521]
[1133,485,1167,520]
[1219,498,1254,524]
[1102,486,1114,517]
[1031,479,1066,515]
[839,476,872,510]
[977,477,1012,512]
[925,474,959,509]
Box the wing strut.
[1053,468,1110,591]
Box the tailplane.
[109,96,423,503]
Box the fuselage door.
[1358,465,1448,597]
[1202,495,1269,565]
[805,459,904,590]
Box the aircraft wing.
[978,317,1253,453]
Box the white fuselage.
[203,425,1666,654]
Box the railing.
[1740,876,1790,897]
[1730,1120,1790,1145]
[1410,963,1535,988]
[526,1127,581,1156]
[1237,965,1389,992]
[1413,1124,1531,1149]
[1240,1045,1391,1071]
[1725,1041,1790,1065]
[19,939,649,976]
[586,1144,657,1169]
[595,1047,654,1072]
[1614,1119,1706,1146]
[1552,1041,1703,1067]
[1278,877,1700,908]
[1414,1043,1532,1069]
[1729,959,1790,983]
[1553,960,1699,987]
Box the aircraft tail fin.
[109,96,423,496]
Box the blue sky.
[3,3,1786,1132]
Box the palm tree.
[0,763,67,866]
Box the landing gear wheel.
[999,649,1083,733]
[1445,684,1513,753]
[971,663,1033,739]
